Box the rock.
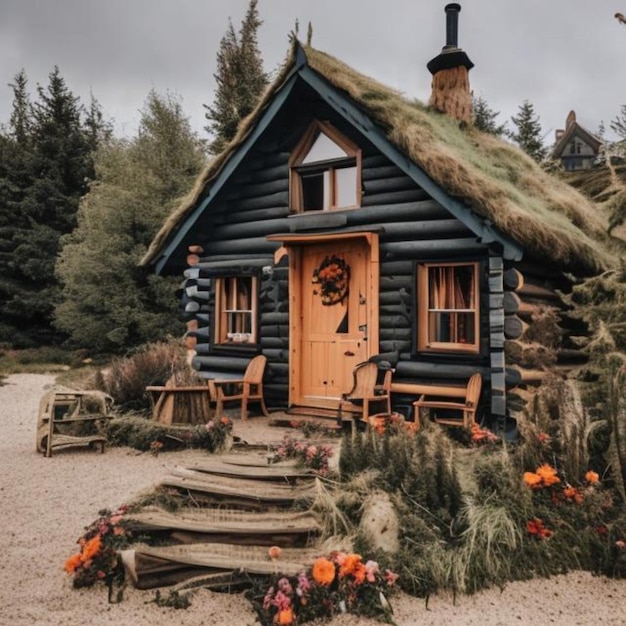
[359,490,400,554]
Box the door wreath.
[313,254,350,305]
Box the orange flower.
[64,553,82,573]
[585,470,600,484]
[563,485,584,504]
[523,472,542,488]
[535,464,560,487]
[339,553,362,578]
[352,562,367,585]
[526,517,553,539]
[81,535,102,562]
[268,546,282,560]
[312,557,335,585]
[276,607,294,625]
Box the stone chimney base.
[429,65,472,125]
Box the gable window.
[417,262,479,353]
[215,276,258,345]
[290,120,361,212]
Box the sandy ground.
[1,373,626,626]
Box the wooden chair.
[339,361,393,430]
[412,373,482,430]
[210,355,269,420]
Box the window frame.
[416,261,480,354]
[214,275,259,347]
[289,120,361,213]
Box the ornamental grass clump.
[247,550,398,626]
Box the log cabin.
[141,4,615,430]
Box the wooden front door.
[292,237,376,410]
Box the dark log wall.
[501,257,588,419]
[180,81,494,410]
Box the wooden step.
[122,542,343,590]
[124,506,321,546]
[160,466,318,509]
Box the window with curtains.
[214,276,258,345]
[417,262,479,353]
[289,120,361,212]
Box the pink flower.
[296,572,311,595]
[365,560,379,583]
[273,590,291,611]
[384,569,399,586]
[278,577,293,595]
[616,540,626,550]
[262,586,275,611]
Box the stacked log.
[502,261,590,420]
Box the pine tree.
[509,100,547,162]
[611,105,626,141]
[8,69,32,146]
[471,94,506,136]
[0,67,96,346]
[204,0,268,154]
[84,93,113,156]
[55,91,206,352]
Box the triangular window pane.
[302,132,349,164]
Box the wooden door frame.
[269,232,379,409]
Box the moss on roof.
[142,41,618,275]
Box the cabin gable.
[175,66,521,420]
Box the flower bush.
[64,505,131,592]
[470,422,500,447]
[269,436,334,476]
[368,412,418,438]
[104,415,232,453]
[250,551,398,625]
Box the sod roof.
[142,41,617,275]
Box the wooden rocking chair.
[412,372,482,430]
[210,354,269,420]
[339,361,392,430]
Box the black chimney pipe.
[427,3,473,75]
[445,3,461,49]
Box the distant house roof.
[141,41,614,276]
[552,110,603,160]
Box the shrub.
[95,339,201,411]
[104,415,232,453]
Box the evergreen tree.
[509,100,547,162]
[611,105,626,141]
[8,69,32,146]
[55,91,206,352]
[204,0,268,154]
[84,93,113,155]
[471,94,506,136]
[0,67,97,346]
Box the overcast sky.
[1,0,624,145]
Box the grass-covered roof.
[142,41,617,275]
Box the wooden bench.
[409,373,482,430]
[146,384,214,425]
[390,379,477,430]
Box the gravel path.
[1,373,625,626]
